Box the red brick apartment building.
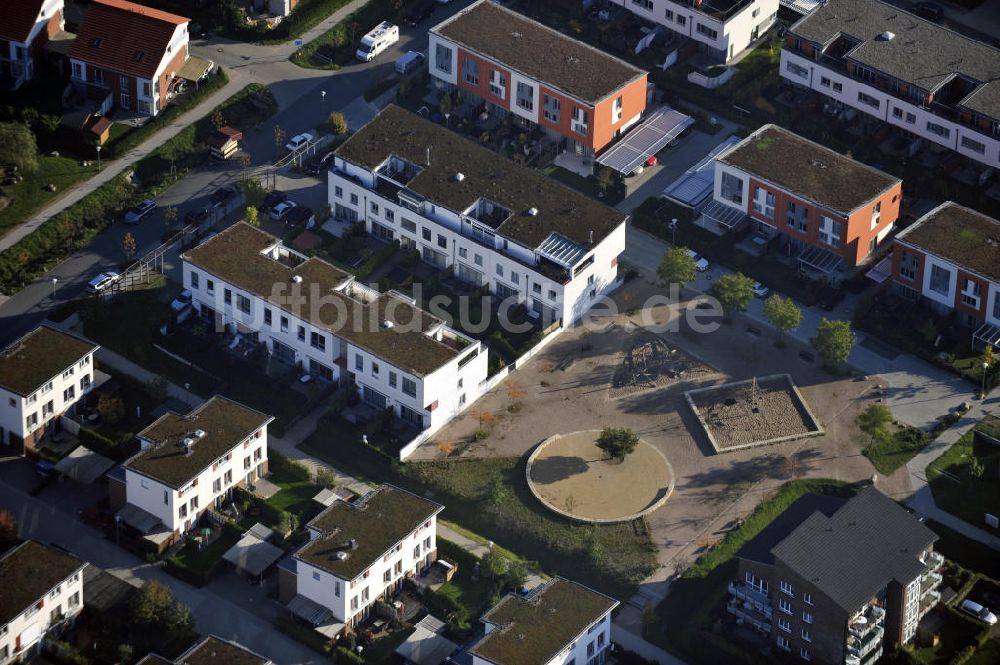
[0,0,65,90]
[428,0,648,160]
[891,202,1000,342]
[705,124,902,276]
[68,0,190,117]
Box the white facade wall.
[0,351,95,447]
[428,33,458,87]
[472,610,613,665]
[0,564,83,665]
[296,515,438,624]
[920,254,960,310]
[712,161,751,212]
[609,0,777,62]
[905,249,1000,326]
[329,165,624,325]
[509,70,540,124]
[125,426,268,532]
[780,50,1000,170]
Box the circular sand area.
[526,431,674,523]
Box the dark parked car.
[912,2,944,22]
[262,190,288,209]
[307,151,335,176]
[211,186,237,208]
[405,0,435,26]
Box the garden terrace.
[433,0,645,104]
[895,202,1000,282]
[335,105,627,249]
[126,396,272,489]
[470,578,617,665]
[0,325,97,396]
[0,541,86,626]
[718,125,901,216]
[296,485,442,580]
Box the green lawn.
[0,156,94,240]
[299,415,656,602]
[166,523,242,585]
[648,480,858,665]
[542,166,623,205]
[909,607,984,665]
[259,453,324,525]
[927,430,1000,534]
[862,427,929,476]
[965,638,1000,665]
[425,539,496,639]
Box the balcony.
[728,581,772,612]
[921,571,943,596]
[922,551,945,573]
[726,598,772,632]
[848,624,884,659]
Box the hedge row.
[0,84,276,295]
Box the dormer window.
[134,51,145,63]
[91,37,103,48]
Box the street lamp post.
[321,90,326,106]
[51,277,58,298]
[95,145,102,172]
[983,361,991,399]
[669,218,678,246]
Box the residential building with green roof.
[0,325,98,455]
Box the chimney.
[426,147,431,166]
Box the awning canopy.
[597,108,694,174]
[55,445,115,484]
[177,56,213,82]
[287,594,333,626]
[865,256,893,284]
[223,533,284,577]
[781,0,824,15]
[973,323,1000,349]
[798,245,843,274]
[117,503,164,534]
[663,134,742,208]
[699,200,748,231]
[395,616,457,665]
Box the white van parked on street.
[356,21,399,62]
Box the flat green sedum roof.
[0,325,98,396]
[896,202,1000,283]
[471,578,618,665]
[296,485,441,581]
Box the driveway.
[0,456,323,665]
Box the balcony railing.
[726,599,772,631]
[728,582,771,611]
[848,625,884,658]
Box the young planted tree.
[211,110,226,130]
[164,206,178,228]
[0,122,39,173]
[657,246,696,289]
[709,272,754,316]
[811,318,856,368]
[245,205,260,227]
[121,232,137,261]
[762,294,802,344]
[857,404,893,446]
[596,427,640,463]
[328,112,348,135]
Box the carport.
[223,529,284,578]
[395,615,457,665]
[865,256,892,284]
[696,200,749,235]
[287,594,333,626]
[798,245,843,275]
[177,56,213,83]
[596,108,694,175]
[973,323,1000,352]
[662,134,742,209]
[55,446,115,484]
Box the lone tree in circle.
[597,427,639,463]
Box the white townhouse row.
[780,0,1000,170]
[0,541,86,665]
[180,222,488,434]
[328,105,628,329]
[0,326,98,456]
[112,395,272,548]
[610,0,778,63]
[283,485,442,628]
[469,578,619,665]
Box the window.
[587,642,595,658]
[665,8,673,20]
[778,618,791,633]
[745,572,768,593]
[780,581,794,596]
[994,292,1000,320]
[786,202,808,232]
[94,69,104,85]
[458,247,467,259]
[857,91,880,109]
[871,201,881,229]
[280,315,289,332]
[297,326,305,342]
[496,264,503,277]
[355,354,364,372]
[462,57,479,85]
[532,283,542,294]
[572,107,588,134]
[548,289,557,300]
[833,81,843,92]
[819,216,842,247]
[516,82,534,111]
[961,136,986,154]
[422,227,432,241]
[785,61,809,79]
[802,611,813,624]
[800,647,811,661]
[892,107,903,119]
[71,62,83,79]
[435,44,452,74]
[779,598,793,615]
[677,15,686,26]
[905,111,916,124]
[926,121,950,138]
[820,76,831,88]
[350,596,359,612]
[26,412,38,430]
[803,593,813,606]
[224,288,232,305]
[389,371,397,388]
[42,381,53,393]
[613,96,623,123]
[163,490,169,505]
[206,279,214,294]
[383,570,391,583]
[437,234,447,249]
[213,478,221,493]
[42,400,53,417]
[313,571,321,581]
[264,308,272,326]
[752,187,775,218]
[237,294,251,315]
[474,254,483,266]
[190,271,200,289]
[372,362,379,378]
[402,218,416,233]
[350,193,359,205]
[720,172,743,205]
[543,94,561,123]
[334,186,343,199]
[384,209,394,222]
[961,279,981,308]
[370,202,379,215]
[511,273,519,284]
[335,582,341,597]
[63,386,75,402]
[929,264,951,295]
[310,332,326,352]
[62,367,74,379]
[776,636,790,652]
[489,70,506,98]
[801,629,811,642]
[696,23,719,40]
[120,91,130,109]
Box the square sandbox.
[685,374,824,453]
